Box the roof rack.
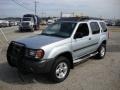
[58,16,103,22]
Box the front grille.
[7,41,26,65]
[22,22,29,27]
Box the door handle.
[89,37,92,40]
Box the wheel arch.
[101,40,107,45]
[55,52,74,69]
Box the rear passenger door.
[89,22,101,52]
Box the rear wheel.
[50,56,70,83]
[95,44,106,59]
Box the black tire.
[7,55,16,67]
[19,28,23,32]
[50,56,70,83]
[31,28,34,32]
[95,44,106,59]
[7,47,16,67]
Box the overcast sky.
[0,0,120,19]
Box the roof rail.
[58,16,103,22]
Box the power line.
[11,0,34,12]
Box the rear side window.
[100,22,107,32]
[90,22,100,34]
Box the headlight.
[26,49,44,59]
[30,23,33,26]
[35,49,44,59]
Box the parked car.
[0,20,3,27]
[9,21,15,26]
[7,18,108,83]
[40,20,47,25]
[115,20,120,26]
[47,19,55,25]
[0,20,9,27]
[104,20,114,26]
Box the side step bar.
[73,52,98,64]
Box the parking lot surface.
[0,26,120,90]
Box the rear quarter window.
[100,22,107,32]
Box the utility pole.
[72,12,74,17]
[34,0,38,15]
[60,11,63,18]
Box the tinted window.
[100,22,107,32]
[90,22,100,34]
[75,23,89,38]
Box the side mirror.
[74,33,83,39]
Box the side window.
[90,22,100,34]
[100,22,107,32]
[74,23,89,38]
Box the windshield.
[42,22,76,38]
[22,18,31,21]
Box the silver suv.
[7,18,108,83]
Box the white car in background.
[47,19,55,25]
[0,20,3,27]
[0,20,9,27]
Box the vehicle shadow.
[0,62,55,85]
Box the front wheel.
[50,56,70,83]
[95,44,106,59]
[31,27,35,32]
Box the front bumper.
[21,58,54,73]
[19,26,33,31]
[7,41,55,73]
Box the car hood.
[16,35,64,49]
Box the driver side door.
[72,23,92,60]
